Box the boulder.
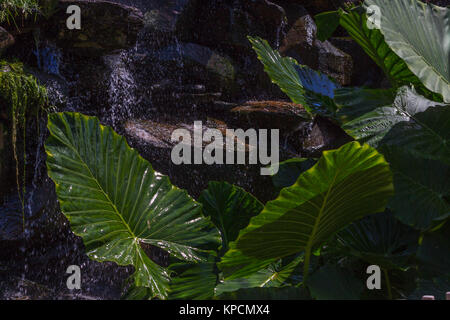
[302,116,353,157]
[176,0,287,52]
[0,27,14,56]
[280,13,353,85]
[124,117,279,202]
[230,101,310,132]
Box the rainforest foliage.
[3,0,448,300]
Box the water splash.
[104,51,138,128]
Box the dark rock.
[123,0,290,99]
[303,116,353,157]
[177,0,287,52]
[44,0,144,55]
[329,37,385,87]
[230,101,310,132]
[273,0,360,16]
[123,116,279,201]
[156,42,236,92]
[280,13,353,85]
[108,0,190,33]
[0,27,14,56]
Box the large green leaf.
[381,147,450,230]
[219,141,394,281]
[365,0,450,102]
[381,106,450,165]
[248,36,339,116]
[343,86,447,148]
[168,258,218,300]
[45,112,220,299]
[334,6,421,88]
[335,87,395,123]
[199,181,263,252]
[332,211,419,269]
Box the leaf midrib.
[50,127,137,241]
[303,167,340,281]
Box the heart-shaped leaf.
[343,86,447,149]
[332,211,419,269]
[219,142,394,281]
[337,6,422,89]
[199,181,263,252]
[364,0,450,102]
[45,112,220,299]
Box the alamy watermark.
[66,265,81,290]
[170,121,280,176]
[66,5,81,30]
[366,265,381,290]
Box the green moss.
[0,60,47,230]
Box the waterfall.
[104,51,138,129]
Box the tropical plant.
[245,0,449,299]
[219,142,393,283]
[40,0,449,300]
[365,0,450,103]
[45,112,221,299]
[44,113,396,299]
[248,36,339,117]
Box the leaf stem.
[383,268,392,300]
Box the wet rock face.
[280,13,353,86]
[156,42,236,93]
[177,0,287,52]
[44,0,144,55]
[0,27,14,56]
[171,0,288,98]
[108,0,190,33]
[230,101,310,131]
